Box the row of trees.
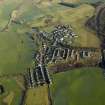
[86,3,105,68]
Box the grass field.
[0,0,101,76]
[0,1,104,105]
[59,4,101,47]
[24,85,49,105]
[0,0,37,75]
[0,24,34,75]
[0,0,69,76]
[0,76,24,105]
[31,4,101,48]
[51,67,105,105]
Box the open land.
[0,0,105,105]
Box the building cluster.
[26,65,52,88]
[45,47,101,64]
[29,24,78,47]
[50,24,77,46]
[52,24,77,39]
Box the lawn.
[24,85,49,105]
[51,67,105,105]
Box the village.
[0,0,105,105]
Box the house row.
[45,47,101,64]
[26,65,52,88]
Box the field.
[0,76,25,105]
[0,0,102,76]
[51,67,105,105]
[0,26,34,75]
[31,4,101,48]
[0,0,37,75]
[0,0,70,76]
[0,0,104,105]
[24,85,49,105]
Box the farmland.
[0,0,101,76]
[51,67,105,105]
[0,0,105,105]
[24,85,49,105]
[0,76,25,105]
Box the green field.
[31,4,101,48]
[0,0,70,76]
[51,67,105,105]
[0,0,105,105]
[25,85,49,105]
[0,24,35,75]
[0,0,102,76]
[0,76,24,105]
